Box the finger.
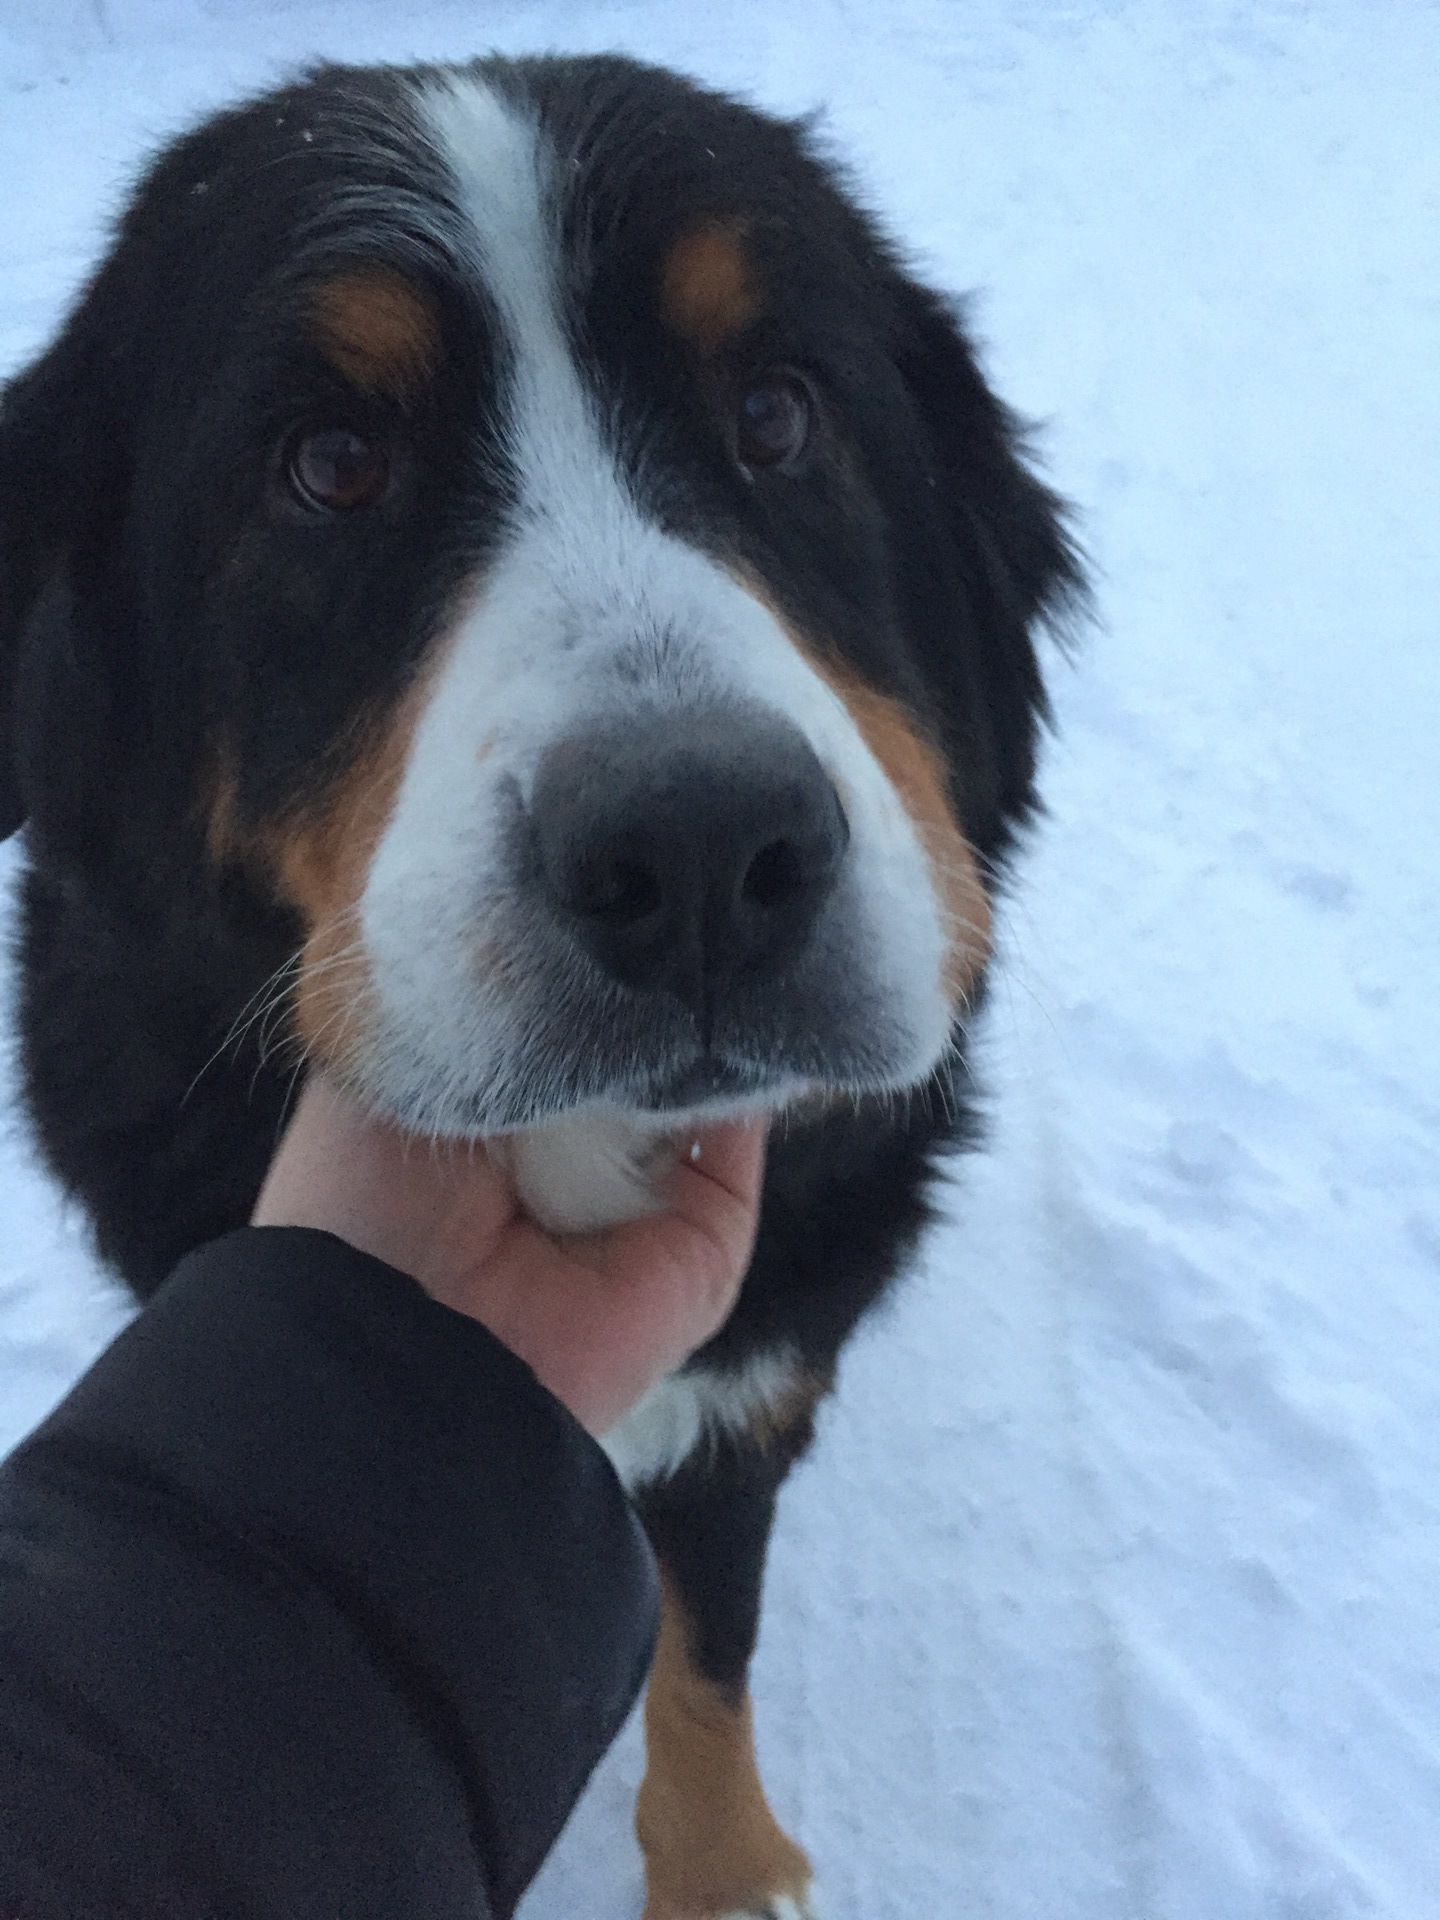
[572,1117,770,1325]
[255,1075,519,1280]
[662,1116,770,1230]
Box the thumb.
[569,1118,769,1339]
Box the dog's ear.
[0,310,124,841]
[0,366,47,840]
[893,281,1085,842]
[897,280,1083,637]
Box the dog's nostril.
[742,838,808,909]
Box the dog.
[0,52,1078,1919]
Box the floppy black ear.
[894,281,1085,852]
[0,369,45,839]
[898,280,1083,635]
[0,313,124,842]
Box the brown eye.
[736,372,813,474]
[288,427,390,511]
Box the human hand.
[251,1078,767,1437]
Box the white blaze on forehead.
[421,76,637,563]
[348,74,955,1130]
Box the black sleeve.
[0,1227,658,1920]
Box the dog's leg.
[636,1449,814,1920]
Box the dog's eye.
[736,373,813,474]
[288,427,390,511]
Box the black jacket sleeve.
[0,1227,658,1920]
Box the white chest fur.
[600,1348,803,1491]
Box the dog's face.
[0,57,1073,1140]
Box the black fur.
[0,52,1079,1771]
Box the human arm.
[0,1095,765,1918]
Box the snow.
[3,2,1438,1914]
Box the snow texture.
[2,3,1438,1915]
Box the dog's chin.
[483,1047,827,1234]
[495,1090,794,1237]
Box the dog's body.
[0,54,1076,1918]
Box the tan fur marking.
[661,223,760,352]
[264,711,415,1075]
[310,267,438,395]
[746,1366,828,1453]
[813,658,990,1002]
[265,627,458,1072]
[201,603,470,1081]
[734,576,991,1005]
[637,1575,811,1920]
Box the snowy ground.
[3,2,1439,1914]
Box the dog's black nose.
[530,705,849,1026]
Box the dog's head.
[0,56,1076,1146]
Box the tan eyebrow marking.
[661,221,761,352]
[310,266,439,396]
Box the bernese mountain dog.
[0,53,1078,1920]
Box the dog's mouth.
[495,1061,803,1238]
[425,1037,813,1137]
[630,1052,797,1113]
